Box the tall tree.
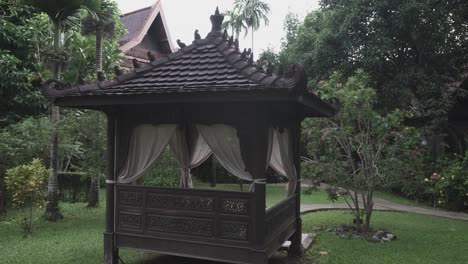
[82,0,118,208]
[280,0,468,131]
[222,10,245,39]
[233,0,270,54]
[22,0,99,221]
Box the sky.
[116,0,319,56]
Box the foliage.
[224,0,270,52]
[428,153,468,211]
[233,0,270,36]
[256,47,279,73]
[222,10,246,39]
[143,148,180,188]
[0,2,51,124]
[303,70,407,230]
[62,32,122,83]
[280,0,468,131]
[5,159,49,235]
[5,159,49,208]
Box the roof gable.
[118,0,175,53]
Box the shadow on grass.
[138,251,307,264]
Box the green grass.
[303,211,468,264]
[1,187,466,264]
[374,191,432,208]
[194,183,341,207]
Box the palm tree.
[222,10,246,39]
[82,0,117,73]
[82,0,117,208]
[22,0,99,221]
[233,0,270,55]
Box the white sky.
[117,0,319,56]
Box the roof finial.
[210,6,224,31]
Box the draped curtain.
[117,124,177,183]
[269,128,297,196]
[197,124,253,181]
[170,126,212,188]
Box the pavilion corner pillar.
[104,112,118,264]
[239,119,269,252]
[288,122,304,257]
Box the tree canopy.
[281,0,468,130]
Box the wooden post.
[289,121,304,257]
[104,112,118,264]
[242,119,269,251]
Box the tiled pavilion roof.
[42,8,337,117]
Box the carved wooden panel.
[220,221,249,241]
[147,214,214,237]
[221,199,249,215]
[119,212,142,230]
[119,190,143,207]
[146,193,214,211]
[266,198,296,236]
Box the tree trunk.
[251,27,254,58]
[95,26,103,72]
[88,26,104,208]
[87,175,100,208]
[45,23,63,221]
[0,177,6,215]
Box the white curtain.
[269,128,297,196]
[170,127,212,188]
[117,124,177,183]
[197,124,253,181]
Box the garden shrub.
[5,159,49,235]
[429,153,468,212]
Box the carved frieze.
[119,212,142,230]
[119,190,143,207]
[147,215,214,237]
[221,199,249,215]
[147,193,214,211]
[220,221,249,241]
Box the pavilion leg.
[104,232,118,264]
[288,218,304,257]
[288,122,304,257]
[104,112,118,264]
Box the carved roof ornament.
[132,58,141,69]
[147,51,156,62]
[228,35,234,46]
[177,39,186,48]
[97,71,106,82]
[210,7,224,32]
[241,48,247,59]
[222,29,228,40]
[194,29,201,41]
[77,75,86,85]
[114,66,124,76]
[234,38,239,51]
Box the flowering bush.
[426,154,468,211]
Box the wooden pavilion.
[43,8,336,264]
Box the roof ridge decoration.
[42,7,309,101]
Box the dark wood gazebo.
[43,8,336,264]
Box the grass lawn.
[194,183,343,207]
[304,211,468,264]
[1,186,466,264]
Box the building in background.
[119,0,175,69]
